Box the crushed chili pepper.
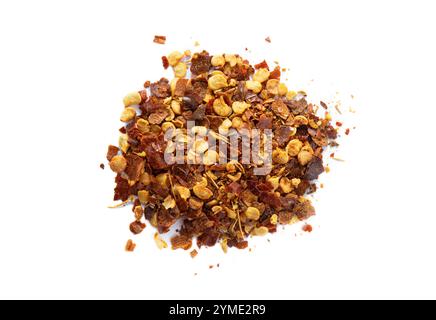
[302,224,313,232]
[106,49,340,252]
[265,36,271,43]
[153,35,166,44]
[100,163,105,170]
[125,239,136,252]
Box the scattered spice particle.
[100,163,105,170]
[125,239,136,252]
[302,224,313,232]
[217,263,220,268]
[345,128,350,135]
[330,153,335,158]
[190,249,198,258]
[320,101,328,109]
[265,36,271,43]
[320,183,324,188]
[336,121,343,127]
[325,166,330,173]
[194,41,200,47]
[161,56,169,69]
[335,104,342,114]
[209,265,214,269]
[153,35,166,44]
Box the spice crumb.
[153,35,166,44]
[325,166,330,173]
[209,265,214,269]
[194,41,200,47]
[302,224,313,232]
[100,163,105,170]
[190,249,198,258]
[217,263,220,268]
[265,36,271,43]
[320,183,324,188]
[161,56,169,69]
[125,239,136,252]
[345,128,350,135]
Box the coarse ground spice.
[106,49,341,253]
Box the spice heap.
[106,50,338,252]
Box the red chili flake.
[143,80,151,88]
[209,265,214,269]
[161,56,169,69]
[254,60,269,70]
[129,221,146,235]
[190,249,198,258]
[100,163,105,170]
[125,239,136,252]
[302,224,313,233]
[336,121,343,127]
[320,101,328,109]
[269,66,281,80]
[153,35,166,44]
[265,36,271,43]
[330,152,335,158]
[345,128,350,135]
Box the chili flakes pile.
[106,50,338,252]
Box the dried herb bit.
[106,49,340,253]
[153,35,166,44]
[100,163,105,170]
[125,239,136,252]
[190,249,198,258]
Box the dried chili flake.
[125,239,136,252]
[153,35,166,44]
[161,56,169,69]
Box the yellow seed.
[298,150,313,166]
[266,79,280,95]
[138,190,150,204]
[193,139,209,154]
[136,118,149,133]
[272,148,289,164]
[227,172,242,182]
[224,207,236,219]
[325,112,332,121]
[294,115,308,127]
[221,239,228,253]
[120,107,136,122]
[167,51,183,66]
[253,68,270,83]
[286,90,297,100]
[211,206,223,214]
[278,83,288,96]
[270,214,278,225]
[119,134,129,153]
[109,155,127,173]
[252,226,269,236]
[232,101,250,114]
[161,122,175,132]
[154,232,168,250]
[203,150,219,165]
[123,92,141,107]
[231,117,244,129]
[162,195,176,209]
[211,55,225,67]
[208,74,228,90]
[279,177,292,193]
[156,173,168,186]
[175,185,191,200]
[134,206,143,221]
[245,207,260,220]
[193,185,213,200]
[224,54,237,67]
[267,176,280,191]
[213,97,232,117]
[291,178,301,187]
[173,62,187,78]
[286,139,303,156]
[245,80,262,93]
[171,100,181,114]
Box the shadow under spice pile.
[106,50,338,253]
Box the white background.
[1,0,435,299]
